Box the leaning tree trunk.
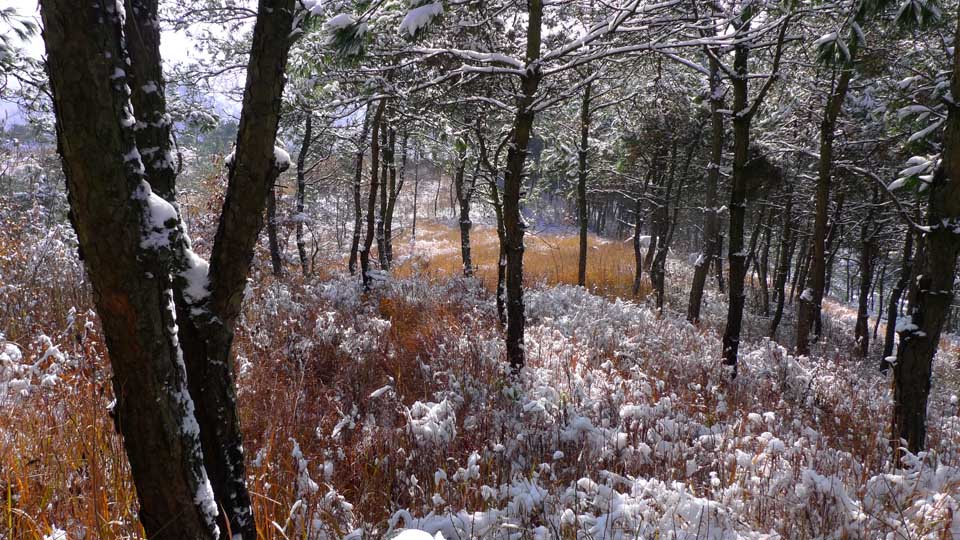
[687,51,723,323]
[502,0,543,372]
[892,13,960,454]
[182,1,295,535]
[361,100,386,288]
[577,79,592,287]
[296,113,312,276]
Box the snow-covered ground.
[2,223,959,540]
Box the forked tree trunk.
[40,0,295,537]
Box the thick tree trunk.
[577,80,592,287]
[892,14,960,454]
[687,52,723,323]
[267,186,283,275]
[796,66,853,356]
[40,2,220,537]
[361,101,386,288]
[41,0,296,537]
[502,0,542,372]
[296,113,312,276]
[348,110,371,275]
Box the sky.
[1,0,202,125]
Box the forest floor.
[2,217,960,540]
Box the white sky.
[2,0,203,125]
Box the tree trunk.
[384,128,403,266]
[376,116,388,270]
[892,14,960,454]
[687,51,723,323]
[41,0,296,537]
[361,100,386,288]
[267,186,283,275]
[501,0,543,372]
[577,79,592,287]
[721,39,752,375]
[757,210,774,317]
[769,184,795,338]
[40,2,220,536]
[412,145,420,241]
[348,109,371,275]
[882,228,914,370]
[796,65,853,356]
[855,189,879,357]
[296,113,312,276]
[453,143,473,276]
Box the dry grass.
[392,222,650,299]
[2,211,958,539]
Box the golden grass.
[391,221,650,299]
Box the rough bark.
[187,1,295,535]
[39,2,219,537]
[892,13,960,453]
[855,212,876,357]
[502,0,543,372]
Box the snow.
[398,2,443,37]
[393,530,445,540]
[325,13,356,29]
[274,146,292,169]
